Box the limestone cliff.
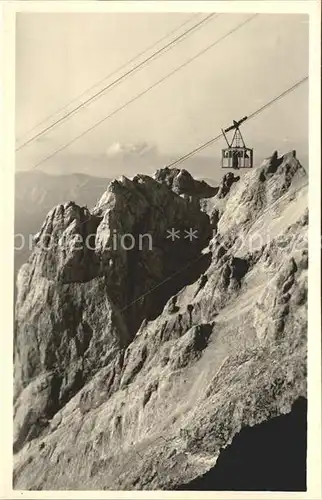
[13,151,308,490]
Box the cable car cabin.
[221,147,253,169]
[221,116,253,169]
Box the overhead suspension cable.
[29,14,258,172]
[16,13,201,144]
[16,13,217,152]
[166,76,309,168]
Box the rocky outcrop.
[154,166,218,198]
[14,174,212,451]
[217,172,240,198]
[14,171,112,287]
[13,152,308,490]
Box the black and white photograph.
[0,0,321,496]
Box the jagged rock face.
[14,171,112,292]
[91,174,212,328]
[217,172,240,199]
[13,152,308,490]
[154,166,218,198]
[14,174,212,451]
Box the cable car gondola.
[221,116,253,169]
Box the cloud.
[105,141,157,159]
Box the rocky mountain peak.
[154,166,218,198]
[13,151,308,490]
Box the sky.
[15,11,309,179]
